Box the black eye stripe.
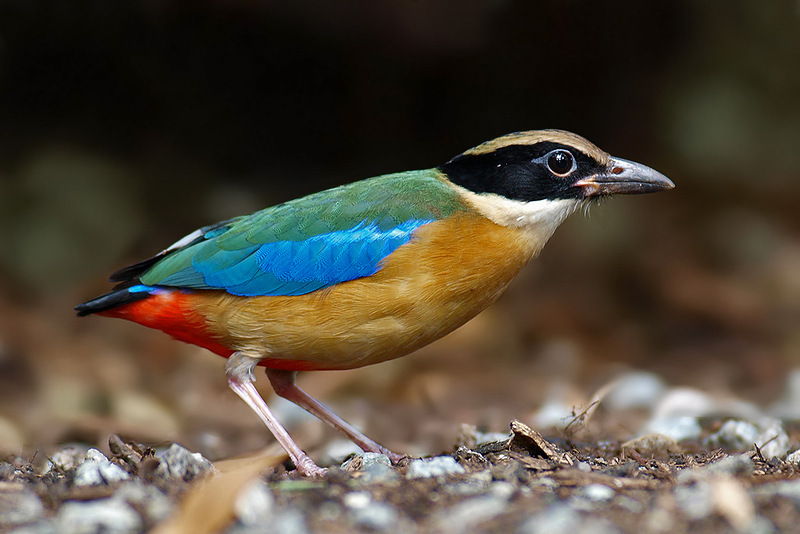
[440,142,603,202]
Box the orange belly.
[108,211,543,371]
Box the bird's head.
[439,129,674,236]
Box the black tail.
[75,286,152,317]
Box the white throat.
[455,185,583,242]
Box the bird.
[76,130,674,476]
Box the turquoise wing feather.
[139,170,465,297]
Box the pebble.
[603,371,666,411]
[343,452,399,483]
[704,418,790,458]
[343,491,371,509]
[577,484,615,502]
[755,419,790,459]
[489,481,515,500]
[45,444,89,474]
[651,388,716,419]
[430,492,511,532]
[576,462,592,472]
[0,485,43,527]
[406,456,465,479]
[351,501,399,531]
[73,448,130,486]
[751,479,800,504]
[115,482,173,524]
[785,449,800,463]
[623,433,681,457]
[265,509,307,534]
[614,495,644,514]
[705,420,759,451]
[155,443,214,481]
[705,454,754,477]
[522,503,621,534]
[673,480,714,520]
[446,470,493,496]
[641,416,702,442]
[54,498,142,534]
[234,480,274,526]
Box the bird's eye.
[546,150,575,176]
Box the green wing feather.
[138,169,465,296]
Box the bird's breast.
[185,210,543,370]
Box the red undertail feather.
[100,290,235,358]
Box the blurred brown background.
[0,1,798,459]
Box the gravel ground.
[4,383,800,534]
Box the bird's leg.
[266,368,405,463]
[225,352,326,477]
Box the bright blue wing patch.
[155,219,433,297]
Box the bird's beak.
[574,157,675,197]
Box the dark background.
[0,1,798,458]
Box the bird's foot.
[294,458,328,477]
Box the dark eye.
[546,150,575,176]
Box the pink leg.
[266,368,405,463]
[225,354,325,476]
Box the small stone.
[446,470,493,496]
[155,444,214,481]
[521,503,582,534]
[786,449,800,463]
[406,456,465,479]
[652,388,716,419]
[675,480,714,520]
[623,433,681,458]
[705,454,755,477]
[234,480,274,526]
[362,462,398,484]
[343,491,371,509]
[266,509,307,534]
[705,420,759,452]
[645,506,676,533]
[614,495,644,514]
[115,482,172,524]
[0,485,44,526]
[73,449,130,486]
[577,484,615,502]
[489,481,515,500]
[755,419,790,459]
[351,502,398,531]
[604,371,667,411]
[342,452,398,483]
[361,452,392,468]
[641,416,702,442]
[55,498,141,534]
[430,493,511,532]
[45,444,89,474]
[751,479,800,504]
